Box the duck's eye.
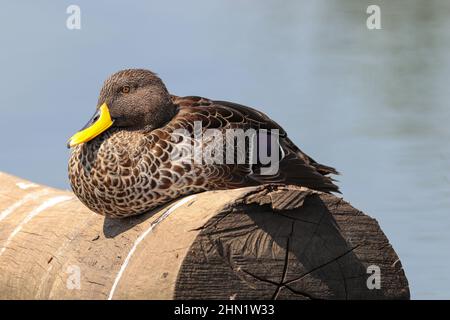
[121,86,131,94]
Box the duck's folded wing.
[170,96,340,193]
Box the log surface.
[0,171,409,299]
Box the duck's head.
[67,69,176,148]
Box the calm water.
[1,1,449,299]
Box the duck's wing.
[170,96,340,193]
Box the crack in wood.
[271,220,294,300]
[315,233,349,299]
[276,212,319,224]
[283,245,361,287]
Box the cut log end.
[0,172,409,299]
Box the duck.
[67,69,339,218]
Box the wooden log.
[0,171,409,299]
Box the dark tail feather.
[311,162,340,176]
[281,161,341,194]
[251,154,341,194]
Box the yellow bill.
[67,103,114,148]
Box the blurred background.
[0,0,449,299]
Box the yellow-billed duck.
[68,69,339,218]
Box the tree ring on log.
[174,185,410,300]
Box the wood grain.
[0,172,409,299]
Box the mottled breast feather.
[68,95,339,218]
